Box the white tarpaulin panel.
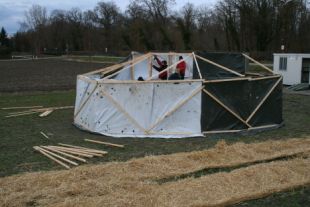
[74,79,203,138]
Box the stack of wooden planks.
[2,105,74,118]
[33,143,108,169]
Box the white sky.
[0,0,217,35]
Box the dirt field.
[0,59,108,92]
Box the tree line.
[2,0,310,58]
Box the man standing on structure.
[153,55,168,80]
[176,56,186,79]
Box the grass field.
[0,90,309,206]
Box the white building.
[273,53,310,85]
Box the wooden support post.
[84,139,125,148]
[193,53,202,79]
[204,77,250,83]
[246,77,282,123]
[242,53,274,74]
[203,89,252,128]
[146,86,204,133]
[2,106,43,110]
[195,54,245,77]
[33,146,71,169]
[148,56,152,79]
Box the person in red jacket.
[176,56,186,79]
[152,55,168,80]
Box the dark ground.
[0,58,108,92]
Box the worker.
[176,56,186,79]
[152,55,168,80]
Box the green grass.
[0,91,309,206]
[66,55,123,63]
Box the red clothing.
[176,60,186,76]
[153,57,168,80]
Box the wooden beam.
[37,146,79,166]
[103,53,151,80]
[146,86,204,133]
[204,77,250,83]
[246,77,282,123]
[203,89,252,128]
[48,146,94,157]
[99,79,204,84]
[195,54,245,77]
[203,129,242,134]
[40,132,49,139]
[193,53,202,79]
[242,53,274,74]
[58,143,108,154]
[33,146,71,169]
[42,146,87,162]
[249,75,281,81]
[1,106,43,110]
[84,139,125,148]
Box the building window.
[279,57,287,71]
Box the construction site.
[1,0,310,206]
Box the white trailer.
[273,53,310,85]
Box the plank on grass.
[58,143,108,154]
[33,146,70,169]
[42,146,87,163]
[2,106,43,110]
[84,139,125,148]
[40,132,49,139]
[37,146,79,166]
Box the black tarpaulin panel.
[205,80,250,120]
[193,52,246,80]
[201,91,247,131]
[249,78,283,126]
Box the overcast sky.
[0,0,217,35]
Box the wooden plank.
[248,124,280,130]
[98,79,204,84]
[42,146,87,162]
[50,146,103,157]
[2,106,43,110]
[82,53,150,76]
[193,53,202,79]
[40,132,49,139]
[147,54,192,81]
[33,146,71,169]
[203,129,242,134]
[204,77,250,83]
[203,89,252,128]
[146,86,204,133]
[195,54,245,77]
[48,146,94,157]
[57,143,108,154]
[5,111,40,118]
[85,139,125,148]
[249,75,281,81]
[103,53,151,80]
[242,53,274,74]
[148,56,152,78]
[39,110,53,117]
[246,77,282,123]
[37,146,79,166]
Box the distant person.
[152,55,168,80]
[176,56,186,79]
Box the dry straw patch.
[0,138,310,207]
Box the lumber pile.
[33,144,108,169]
[2,105,74,118]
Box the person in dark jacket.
[152,55,168,80]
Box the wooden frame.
[73,51,283,137]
